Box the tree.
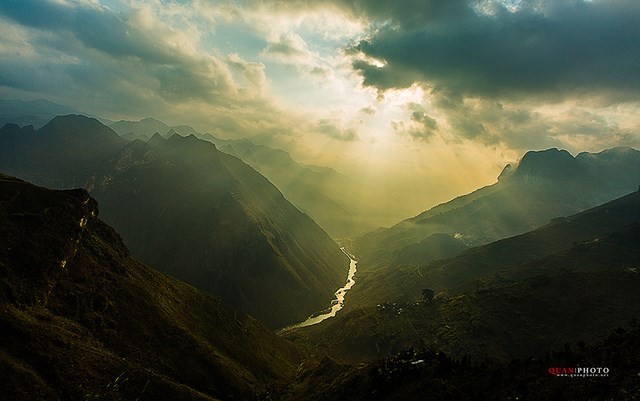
[422,288,435,302]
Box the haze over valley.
[2,0,640,400]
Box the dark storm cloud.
[349,0,640,100]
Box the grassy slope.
[286,193,640,365]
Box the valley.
[1,111,640,400]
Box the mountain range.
[355,147,640,267]
[2,100,445,238]
[110,117,198,141]
[0,115,347,328]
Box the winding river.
[282,247,357,331]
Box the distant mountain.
[199,134,366,237]
[0,116,349,328]
[378,188,640,301]
[576,147,640,192]
[0,173,299,400]
[110,117,197,141]
[355,147,640,267]
[513,148,585,182]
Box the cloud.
[378,81,640,155]
[391,102,439,141]
[348,0,640,101]
[245,0,471,27]
[335,0,472,27]
[308,66,331,77]
[410,109,437,129]
[0,0,372,155]
[323,0,640,150]
[316,119,359,141]
[359,106,375,115]
[261,32,311,62]
[227,53,267,92]
[1,0,177,64]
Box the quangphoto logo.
[548,367,610,377]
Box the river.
[281,247,357,331]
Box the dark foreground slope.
[0,116,348,328]
[0,173,299,400]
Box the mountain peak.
[0,123,36,138]
[513,148,582,182]
[0,122,21,134]
[520,148,574,162]
[148,131,164,142]
[577,146,640,160]
[140,117,163,124]
[497,163,514,181]
[45,113,105,129]
[165,128,178,138]
[38,115,126,148]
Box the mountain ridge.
[112,115,374,237]
[355,146,640,267]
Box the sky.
[1,0,640,221]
